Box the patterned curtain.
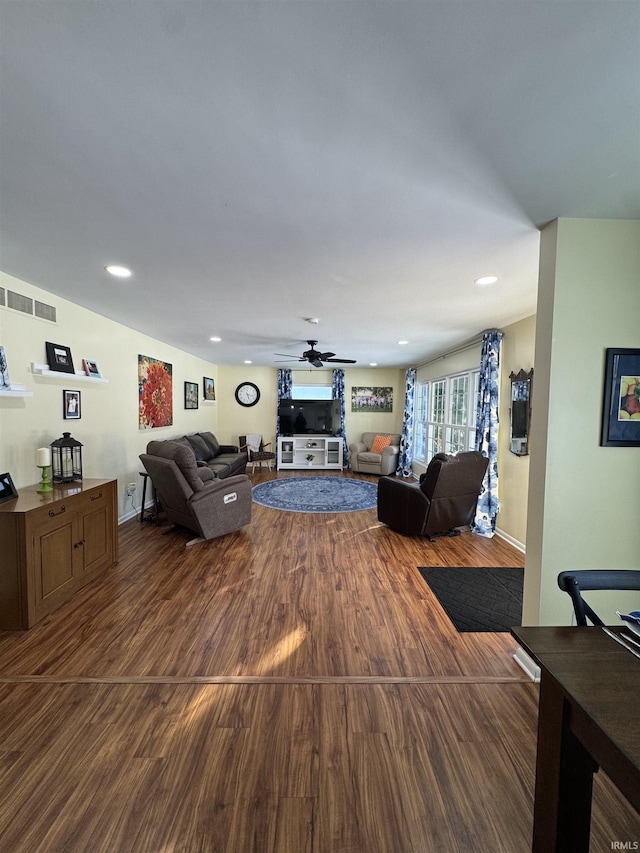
[396,368,416,476]
[331,369,349,468]
[276,369,293,435]
[472,330,503,537]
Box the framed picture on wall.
[203,376,215,401]
[138,355,173,429]
[600,348,640,447]
[63,389,81,420]
[0,345,10,389]
[184,381,199,410]
[351,386,393,413]
[82,359,101,379]
[46,342,75,374]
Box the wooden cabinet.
[0,478,118,630]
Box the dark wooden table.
[512,626,640,852]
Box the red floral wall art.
[138,354,173,429]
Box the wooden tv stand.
[0,478,118,630]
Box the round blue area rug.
[252,477,378,513]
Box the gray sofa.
[150,431,247,479]
[349,432,401,475]
[140,440,251,542]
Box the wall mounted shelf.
[0,384,33,398]
[31,363,108,383]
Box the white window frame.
[413,369,480,463]
[291,383,333,400]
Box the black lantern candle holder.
[50,432,83,483]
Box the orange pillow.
[370,434,393,453]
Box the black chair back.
[557,569,640,626]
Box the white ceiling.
[1,1,638,369]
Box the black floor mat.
[418,566,524,632]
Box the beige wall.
[0,272,220,521]
[498,315,536,548]
[216,365,405,450]
[524,218,640,626]
[342,368,405,440]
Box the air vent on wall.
[2,289,56,323]
[7,290,33,315]
[35,300,57,322]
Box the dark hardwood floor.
[0,470,636,851]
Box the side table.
[139,471,161,525]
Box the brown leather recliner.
[377,451,488,538]
[140,440,251,543]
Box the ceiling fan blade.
[311,359,324,368]
[318,351,336,360]
[274,353,303,359]
[324,358,357,364]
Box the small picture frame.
[0,472,18,505]
[600,348,640,447]
[0,345,10,389]
[82,359,101,379]
[203,376,215,401]
[46,342,75,374]
[184,381,199,410]
[63,389,81,420]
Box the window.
[414,370,479,463]
[291,384,332,400]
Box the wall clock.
[235,381,260,407]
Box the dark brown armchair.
[140,440,252,544]
[377,451,488,539]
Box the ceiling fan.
[274,340,357,369]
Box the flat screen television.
[278,399,342,435]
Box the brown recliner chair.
[140,440,252,544]
[377,451,489,539]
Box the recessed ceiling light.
[397,340,409,345]
[105,264,132,278]
[209,336,222,342]
[474,275,499,286]
[244,360,252,364]
[369,362,378,366]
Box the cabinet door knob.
[74,540,85,548]
[90,492,103,501]
[48,505,66,517]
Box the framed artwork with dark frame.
[0,472,19,505]
[184,381,199,410]
[46,342,75,374]
[63,389,81,420]
[203,376,215,401]
[600,348,640,447]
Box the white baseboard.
[495,527,525,553]
[118,499,154,526]
[118,506,138,525]
[513,646,540,682]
